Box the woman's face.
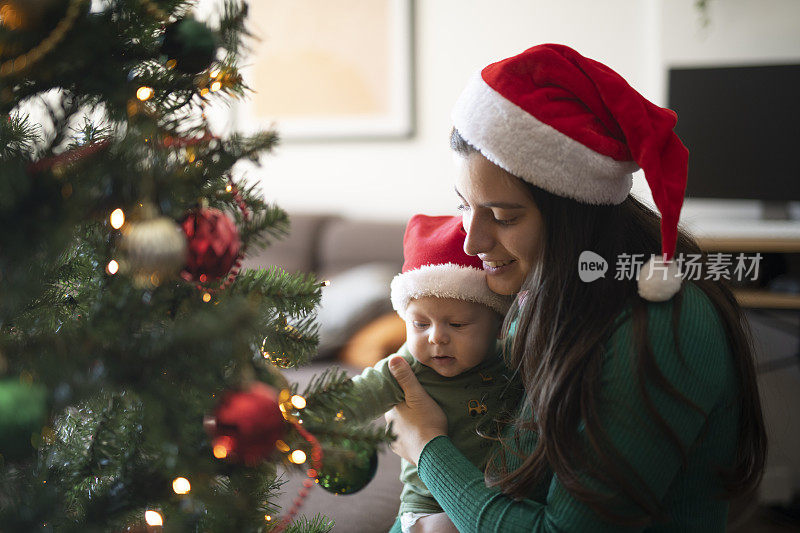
[455,152,544,295]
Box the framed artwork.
[234,0,415,141]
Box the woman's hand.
[384,356,448,466]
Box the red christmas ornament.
[180,207,241,282]
[206,382,286,465]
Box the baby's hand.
[384,356,448,466]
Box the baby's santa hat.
[452,43,687,302]
[390,215,511,319]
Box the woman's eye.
[494,216,518,226]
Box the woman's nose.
[463,214,493,256]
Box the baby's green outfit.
[341,342,520,516]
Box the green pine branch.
[0,1,351,530]
[307,423,395,451]
[0,113,42,160]
[281,513,335,533]
[233,267,320,317]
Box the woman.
[384,44,766,532]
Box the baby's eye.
[456,204,470,212]
[412,321,428,329]
[449,323,465,328]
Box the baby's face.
[404,296,500,378]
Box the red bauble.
[181,207,241,282]
[206,382,286,465]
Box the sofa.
[242,212,410,532]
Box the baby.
[328,214,519,533]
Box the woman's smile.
[481,257,517,275]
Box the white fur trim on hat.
[390,263,511,319]
[452,72,639,205]
[637,255,682,302]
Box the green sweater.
[343,345,521,515]
[388,282,740,532]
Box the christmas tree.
[0,1,390,531]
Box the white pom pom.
[637,255,682,302]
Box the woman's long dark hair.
[452,129,766,527]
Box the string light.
[109,208,125,229]
[290,395,306,409]
[136,86,154,101]
[202,292,212,303]
[275,440,290,453]
[264,515,272,522]
[289,450,307,464]
[213,444,228,459]
[212,436,233,459]
[172,477,191,494]
[144,510,163,526]
[321,280,331,287]
[225,184,233,192]
[210,69,221,79]
[210,81,222,92]
[106,260,119,275]
[279,389,292,403]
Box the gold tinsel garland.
[0,0,168,78]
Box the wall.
[236,0,800,225]
[237,0,654,221]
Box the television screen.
[667,63,800,202]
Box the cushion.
[315,262,399,360]
[339,312,407,369]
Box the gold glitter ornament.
[0,0,86,77]
[119,205,188,287]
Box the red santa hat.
[452,43,687,302]
[390,215,512,318]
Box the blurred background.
[195,1,800,530]
[212,0,800,223]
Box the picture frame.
[232,0,415,142]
